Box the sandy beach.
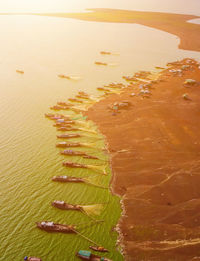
[84,59,200,260]
[38,8,200,52]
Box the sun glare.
[0,0,86,13]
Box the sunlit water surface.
[0,15,200,261]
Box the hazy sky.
[0,0,200,15]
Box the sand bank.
[37,9,200,52]
[84,59,200,260]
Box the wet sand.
[84,59,200,260]
[37,9,200,52]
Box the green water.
[1,14,200,261]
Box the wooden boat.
[52,175,85,183]
[97,87,111,92]
[56,142,83,148]
[95,62,107,66]
[50,105,70,111]
[36,221,76,233]
[89,246,109,253]
[104,83,124,89]
[16,69,24,74]
[55,120,75,125]
[76,92,90,99]
[56,141,98,149]
[68,98,83,103]
[52,201,104,219]
[63,161,87,168]
[24,257,42,261]
[51,175,108,189]
[45,113,55,118]
[57,134,81,139]
[122,76,138,81]
[52,201,82,211]
[155,66,165,70]
[57,127,78,131]
[63,161,107,175]
[60,150,98,159]
[53,123,74,127]
[100,51,111,55]
[58,74,71,79]
[76,250,112,261]
[57,102,71,106]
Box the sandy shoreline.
[37,8,200,52]
[85,59,200,260]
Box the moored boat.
[76,250,112,261]
[24,257,42,261]
[36,221,76,233]
[57,127,77,131]
[63,161,107,175]
[24,256,42,261]
[89,246,109,253]
[52,175,84,183]
[52,200,82,211]
[57,134,81,139]
[60,150,98,159]
[63,161,87,168]
[68,98,83,103]
[56,142,82,148]
[57,102,71,106]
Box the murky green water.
[0,14,200,261]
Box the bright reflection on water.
[1,0,200,15]
[0,15,200,261]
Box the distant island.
[35,8,200,52]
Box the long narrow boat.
[56,141,102,149]
[52,201,82,211]
[57,102,72,106]
[60,150,98,159]
[58,74,71,79]
[57,127,78,131]
[51,175,108,189]
[76,250,112,261]
[57,134,81,139]
[52,201,104,219]
[63,162,88,169]
[56,142,82,148]
[36,221,76,233]
[89,246,109,253]
[55,120,75,125]
[16,69,24,74]
[52,175,85,183]
[100,51,111,55]
[63,161,107,175]
[24,257,42,261]
[95,62,107,66]
[68,98,83,103]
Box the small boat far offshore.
[100,51,111,55]
[58,74,71,79]
[95,62,107,66]
[16,69,24,74]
